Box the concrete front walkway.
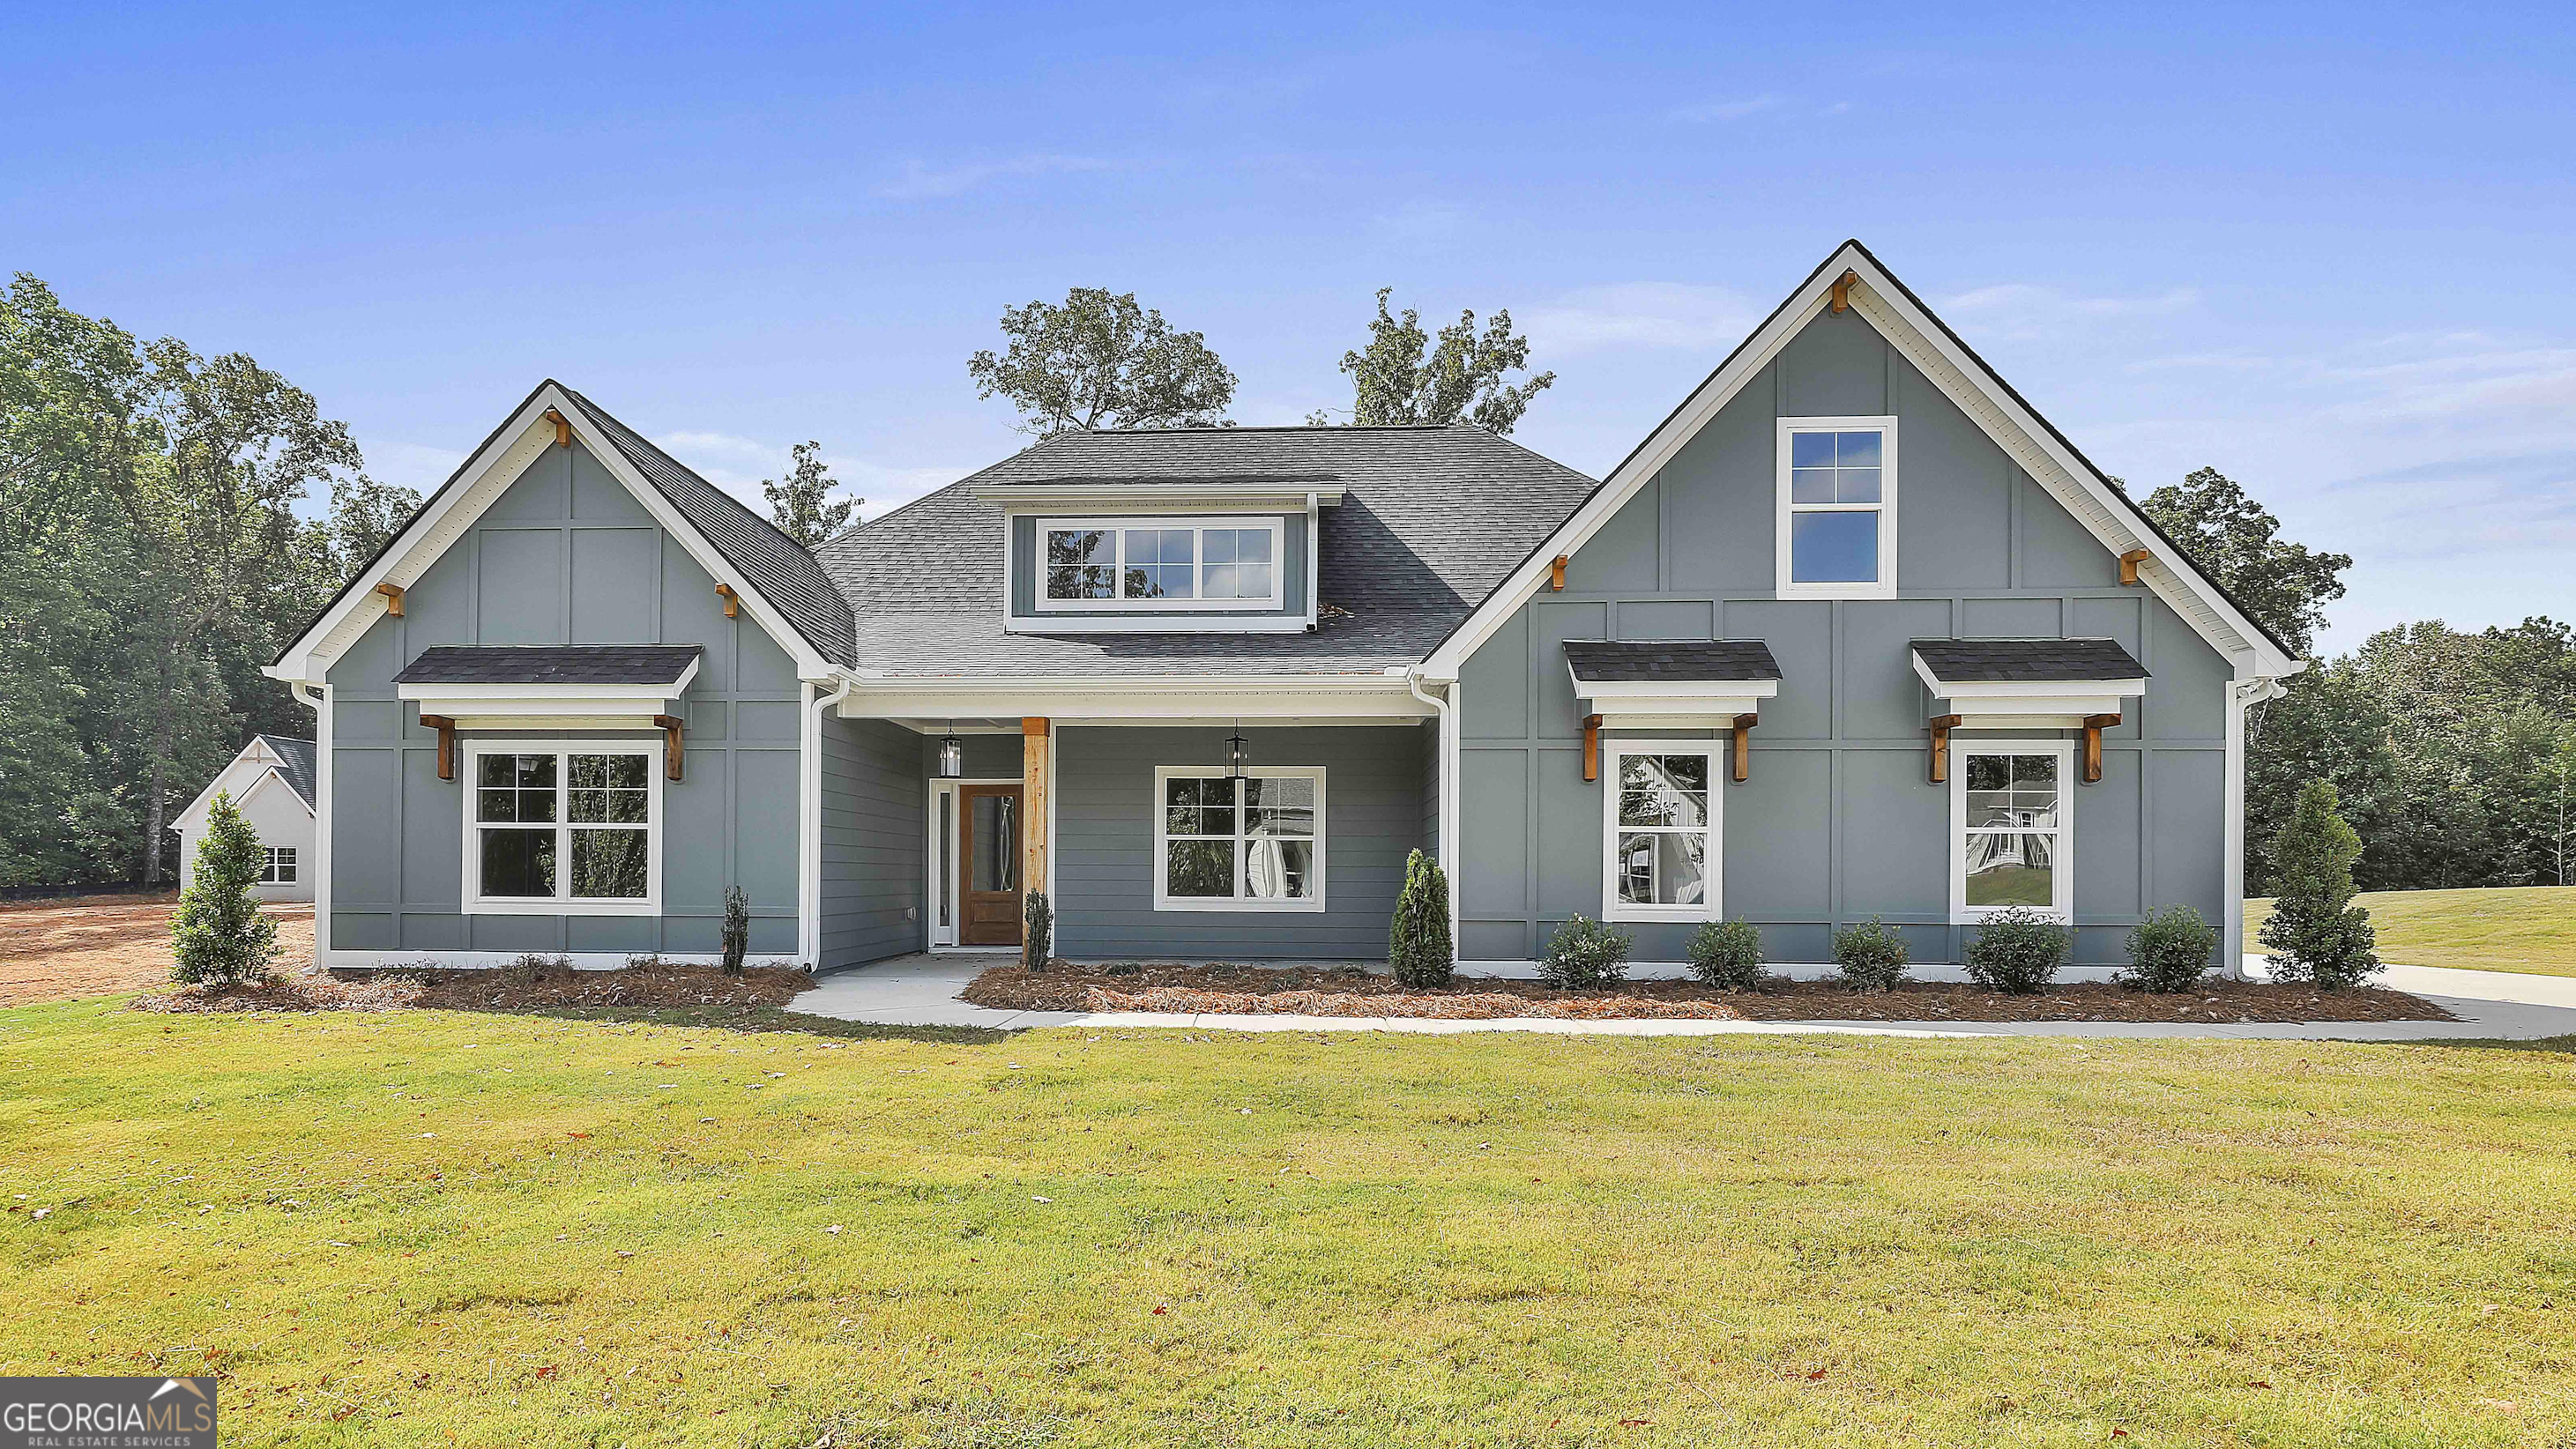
[788,952,2576,1042]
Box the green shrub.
[168,792,279,988]
[1538,915,1632,989]
[1963,907,2068,994]
[1023,890,1053,971]
[720,885,751,976]
[1831,917,1910,991]
[1687,918,1767,991]
[1389,848,1455,987]
[2260,779,2381,989]
[2123,904,2219,992]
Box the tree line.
[4,272,2564,893]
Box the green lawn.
[3,1002,2572,1447]
[2249,885,2576,977]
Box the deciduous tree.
[1314,288,1553,435]
[762,441,858,546]
[968,288,1235,435]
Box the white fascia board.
[1570,672,1781,703]
[1418,242,2302,682]
[978,485,1346,511]
[174,751,263,831]
[837,674,1435,722]
[232,767,312,821]
[1004,613,1310,635]
[1910,653,2145,710]
[266,384,832,686]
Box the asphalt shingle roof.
[1562,640,1783,683]
[817,426,1597,677]
[1910,637,2150,684]
[556,387,856,666]
[393,645,704,687]
[255,736,318,809]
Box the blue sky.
[5,2,2572,648]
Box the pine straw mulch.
[963,962,2454,1023]
[130,960,810,1016]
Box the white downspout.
[288,681,329,965]
[2224,672,2289,980]
[1407,671,1460,951]
[802,673,857,970]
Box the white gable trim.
[264,383,833,686]
[173,739,304,832]
[1418,243,2302,683]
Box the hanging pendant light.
[1225,724,1249,778]
[936,722,964,779]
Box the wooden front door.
[959,784,1024,947]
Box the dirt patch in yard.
[964,962,2454,1023]
[0,895,313,1007]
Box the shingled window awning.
[1910,638,2149,784]
[1563,641,1783,784]
[394,647,704,782]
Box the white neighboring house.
[173,735,317,902]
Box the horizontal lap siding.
[820,717,925,969]
[1053,724,1427,961]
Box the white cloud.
[1668,94,1783,123]
[1938,283,2200,340]
[1521,283,1763,356]
[879,154,1120,200]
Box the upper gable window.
[1038,517,1281,611]
[1776,416,1897,598]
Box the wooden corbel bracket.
[1582,713,1602,782]
[654,713,685,782]
[420,714,457,780]
[1549,555,1569,591]
[2118,548,2153,586]
[374,581,406,617]
[1829,269,1858,314]
[714,583,740,619]
[1927,714,1962,784]
[542,407,572,448]
[1730,713,1759,783]
[2081,713,2121,784]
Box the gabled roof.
[393,644,704,687]
[256,735,319,809]
[268,382,852,682]
[1419,241,2305,682]
[818,425,1596,677]
[1910,638,2148,685]
[1563,640,1783,683]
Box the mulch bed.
[964,962,2454,1023]
[131,961,809,1015]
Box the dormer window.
[1038,517,1281,610]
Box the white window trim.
[461,738,665,917]
[1034,516,1286,613]
[1949,738,2075,924]
[1776,414,1898,599]
[1150,764,1327,913]
[1600,742,1723,924]
[260,846,299,885]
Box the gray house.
[265,242,2301,977]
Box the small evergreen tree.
[1389,848,1454,987]
[1023,890,1053,971]
[2260,778,2381,989]
[720,884,750,976]
[169,792,278,987]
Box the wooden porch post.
[1021,717,1051,903]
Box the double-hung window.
[465,741,661,913]
[1951,741,2073,920]
[1776,416,1896,598]
[1601,745,1720,922]
[1153,766,1324,910]
[259,846,298,885]
[1039,518,1281,610]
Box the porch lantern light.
[1225,726,1249,778]
[936,724,964,780]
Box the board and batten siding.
[1051,724,1426,960]
[324,440,803,958]
[1455,305,2232,968]
[819,716,926,969]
